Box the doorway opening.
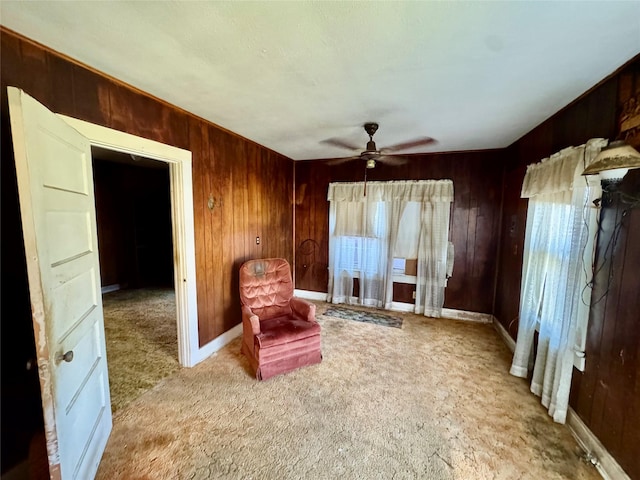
[59,114,201,368]
[92,148,180,412]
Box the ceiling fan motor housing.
[364,122,379,136]
[364,123,379,152]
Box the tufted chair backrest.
[239,258,294,320]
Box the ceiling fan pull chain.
[364,165,368,196]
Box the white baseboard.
[192,323,242,365]
[492,317,629,480]
[390,301,493,323]
[389,301,414,312]
[441,308,493,324]
[567,408,631,480]
[294,289,328,301]
[101,284,121,294]
[493,317,516,352]
[296,291,493,324]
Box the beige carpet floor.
[97,302,600,480]
[103,287,180,412]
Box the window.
[327,180,454,314]
[510,138,605,424]
[335,235,385,275]
[392,257,406,275]
[395,201,421,260]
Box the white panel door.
[8,87,111,480]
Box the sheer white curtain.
[327,183,389,306]
[383,181,453,317]
[383,198,409,309]
[510,138,605,424]
[414,197,452,318]
[327,180,453,314]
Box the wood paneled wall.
[570,63,640,480]
[494,57,640,478]
[0,28,294,347]
[570,170,640,480]
[93,159,173,289]
[294,150,504,314]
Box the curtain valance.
[521,138,607,198]
[328,180,454,203]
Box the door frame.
[58,116,202,367]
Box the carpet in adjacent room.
[102,287,180,412]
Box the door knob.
[56,350,74,363]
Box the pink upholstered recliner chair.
[239,258,322,380]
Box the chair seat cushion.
[256,315,321,348]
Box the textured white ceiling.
[2,2,639,160]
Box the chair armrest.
[242,305,261,335]
[289,297,317,323]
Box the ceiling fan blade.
[377,155,408,166]
[320,138,361,151]
[326,155,360,166]
[380,137,436,153]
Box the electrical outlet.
[412,290,416,299]
[256,236,260,245]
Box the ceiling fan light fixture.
[366,158,376,169]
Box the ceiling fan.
[322,123,436,168]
